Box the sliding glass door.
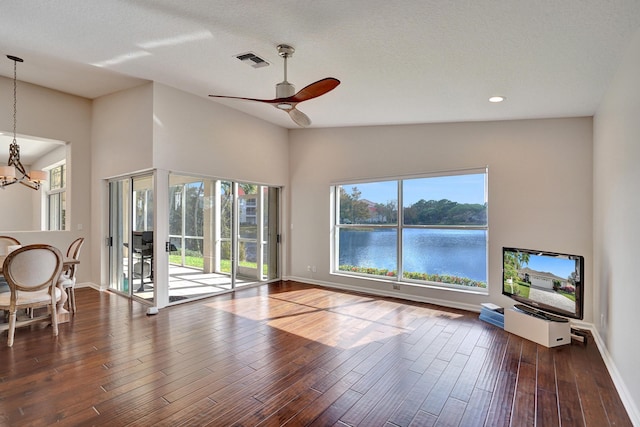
[108,174,155,304]
[108,178,130,295]
[109,172,279,306]
[167,174,279,302]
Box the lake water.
[339,228,487,282]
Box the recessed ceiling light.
[489,96,506,103]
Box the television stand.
[505,306,571,347]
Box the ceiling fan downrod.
[276,44,296,100]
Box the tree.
[374,200,398,224]
[339,186,370,223]
[503,250,530,283]
[569,270,578,285]
[168,182,205,253]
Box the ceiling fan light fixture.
[276,103,293,110]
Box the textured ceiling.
[1,0,640,129]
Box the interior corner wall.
[150,83,289,185]
[0,75,92,282]
[288,118,593,319]
[90,82,290,288]
[593,29,640,422]
[91,82,154,288]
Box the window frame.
[332,168,488,293]
[46,162,66,231]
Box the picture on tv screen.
[502,247,584,319]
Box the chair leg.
[7,310,16,347]
[51,302,58,337]
[69,288,76,313]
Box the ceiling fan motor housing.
[276,81,295,99]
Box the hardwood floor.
[0,281,632,426]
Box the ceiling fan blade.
[290,78,340,103]
[210,78,339,105]
[208,94,278,103]
[288,107,311,127]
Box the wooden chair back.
[3,244,63,295]
[65,237,85,279]
[0,244,63,347]
[0,236,21,268]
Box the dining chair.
[0,244,63,347]
[58,237,84,313]
[0,235,20,251]
[0,236,21,294]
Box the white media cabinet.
[504,307,571,347]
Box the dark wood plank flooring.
[0,281,632,426]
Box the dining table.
[0,255,79,324]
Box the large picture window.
[333,169,488,292]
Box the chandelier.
[0,55,47,190]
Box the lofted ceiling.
[1,1,640,129]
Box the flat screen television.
[502,247,584,320]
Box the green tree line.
[404,198,486,225]
[339,186,486,225]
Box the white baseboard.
[584,326,640,426]
[286,275,481,313]
[75,282,103,291]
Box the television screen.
[502,247,584,320]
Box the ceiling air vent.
[235,52,270,68]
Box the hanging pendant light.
[0,55,47,190]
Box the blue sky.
[345,173,486,205]
[522,254,577,280]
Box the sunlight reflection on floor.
[203,286,463,349]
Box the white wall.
[0,183,34,230]
[0,76,92,283]
[151,84,289,186]
[289,118,593,319]
[593,29,640,422]
[92,83,154,179]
